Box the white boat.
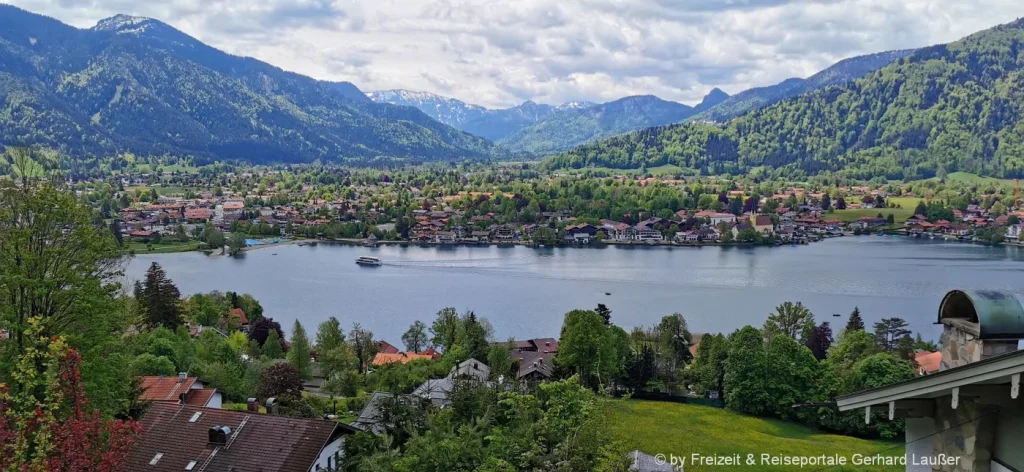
[356,256,381,266]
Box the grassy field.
[606,400,904,472]
[126,240,203,254]
[828,196,923,223]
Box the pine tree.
[141,262,182,328]
[846,307,865,331]
[263,330,284,359]
[287,320,312,380]
[595,304,612,325]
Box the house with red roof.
[124,402,357,472]
[139,374,222,409]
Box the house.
[675,231,699,243]
[633,224,664,241]
[377,341,400,354]
[371,351,436,366]
[834,290,1024,472]
[139,374,222,409]
[434,231,457,244]
[914,351,942,375]
[1006,224,1024,240]
[129,229,159,242]
[493,225,515,241]
[184,208,214,222]
[750,214,774,234]
[227,308,248,328]
[503,338,559,380]
[124,402,356,472]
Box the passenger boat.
[356,256,381,266]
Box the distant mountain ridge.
[547,18,1024,179]
[367,90,596,141]
[496,89,730,156]
[0,6,495,164]
[691,49,915,122]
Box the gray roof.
[629,450,680,471]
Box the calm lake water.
[123,237,1024,344]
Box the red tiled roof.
[228,308,248,325]
[139,376,196,402]
[124,403,342,472]
[183,388,217,407]
[377,341,400,354]
[915,351,942,375]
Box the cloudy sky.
[8,0,1024,108]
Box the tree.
[460,312,490,362]
[820,194,831,211]
[595,304,612,325]
[349,323,377,374]
[228,232,247,256]
[805,322,834,360]
[557,310,620,389]
[846,307,865,331]
[873,318,912,353]
[0,169,124,358]
[316,317,346,351]
[287,320,312,380]
[262,330,284,359]
[913,334,939,352]
[140,262,183,329]
[429,307,462,353]
[487,339,515,381]
[763,301,814,342]
[256,362,305,400]
[657,313,693,367]
[723,326,771,415]
[0,327,141,471]
[914,200,927,216]
[763,334,819,420]
[835,197,847,210]
[401,321,429,353]
[109,219,123,246]
[206,227,225,249]
[248,316,284,345]
[624,343,657,391]
[688,333,728,395]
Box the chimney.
[246,398,257,412]
[178,372,187,383]
[265,397,278,415]
[208,426,231,446]
[937,290,1024,370]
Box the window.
[185,461,197,470]
[189,412,202,423]
[150,453,164,465]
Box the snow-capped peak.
[556,101,596,111]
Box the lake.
[123,237,1024,344]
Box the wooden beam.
[891,400,936,418]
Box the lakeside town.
[103,165,1024,255]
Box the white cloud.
[7,0,1024,108]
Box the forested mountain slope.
[548,19,1024,179]
[691,50,914,123]
[0,6,496,164]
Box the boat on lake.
[356,256,381,266]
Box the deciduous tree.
[763,301,814,342]
[401,321,428,353]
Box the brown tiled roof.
[183,388,217,407]
[124,403,342,472]
[140,376,196,402]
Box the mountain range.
[687,49,916,123]
[547,18,1024,179]
[0,6,496,164]
[367,90,594,142]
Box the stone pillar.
[931,397,998,472]
[940,324,1018,371]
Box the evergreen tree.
[140,262,183,329]
[109,219,123,246]
[461,312,490,362]
[846,307,865,331]
[873,318,912,354]
[595,304,612,325]
[262,330,284,359]
[287,320,312,380]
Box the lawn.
[606,400,904,472]
[829,196,922,223]
[126,240,203,254]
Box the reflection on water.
[125,238,1024,342]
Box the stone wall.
[931,397,998,472]
[939,324,1018,371]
